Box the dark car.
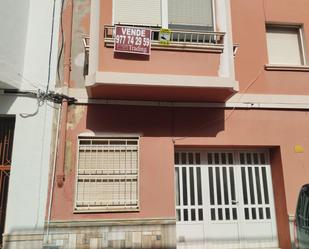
[295,184,309,249]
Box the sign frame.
[159,28,172,45]
[114,25,152,56]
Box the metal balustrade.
[0,117,14,247]
[103,25,225,53]
[0,117,15,168]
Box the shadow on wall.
[269,147,293,249]
[86,104,224,137]
[0,95,18,115]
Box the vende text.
[114,26,151,55]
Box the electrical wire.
[3,88,75,118]
[19,90,49,118]
[19,95,42,118]
[262,0,267,21]
[0,59,45,89]
[34,100,49,228]
[45,105,61,243]
[172,0,269,143]
[17,72,46,90]
[0,0,58,93]
[46,0,57,93]
[172,66,264,143]
[0,0,67,107]
[46,101,61,110]
[57,0,65,83]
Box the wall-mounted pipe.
[56,0,73,188]
[56,100,68,187]
[45,104,61,242]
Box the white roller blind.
[76,178,138,207]
[75,138,139,211]
[113,0,161,26]
[266,26,304,65]
[168,0,213,28]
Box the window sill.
[265,64,309,72]
[74,207,139,213]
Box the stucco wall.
[0,0,29,89]
[97,0,223,77]
[51,105,309,221]
[22,0,61,91]
[1,96,54,234]
[1,0,61,236]
[231,0,309,95]
[46,104,309,249]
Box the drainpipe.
[45,105,61,242]
[56,0,74,188]
[56,99,68,187]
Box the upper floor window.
[113,0,162,27]
[266,25,306,66]
[113,0,214,31]
[168,0,213,31]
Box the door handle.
[232,200,239,204]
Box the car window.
[297,186,309,228]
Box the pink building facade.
[44,0,309,249]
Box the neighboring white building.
[0,0,61,248]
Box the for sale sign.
[114,26,151,55]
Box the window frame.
[74,136,140,213]
[112,0,217,31]
[265,24,307,67]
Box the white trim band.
[67,89,309,110]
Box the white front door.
[175,150,278,249]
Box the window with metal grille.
[0,117,15,167]
[0,117,15,246]
[75,137,139,212]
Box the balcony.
[103,25,225,53]
[85,25,238,102]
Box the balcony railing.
[103,25,225,53]
[0,117,15,168]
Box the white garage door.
[175,150,278,249]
